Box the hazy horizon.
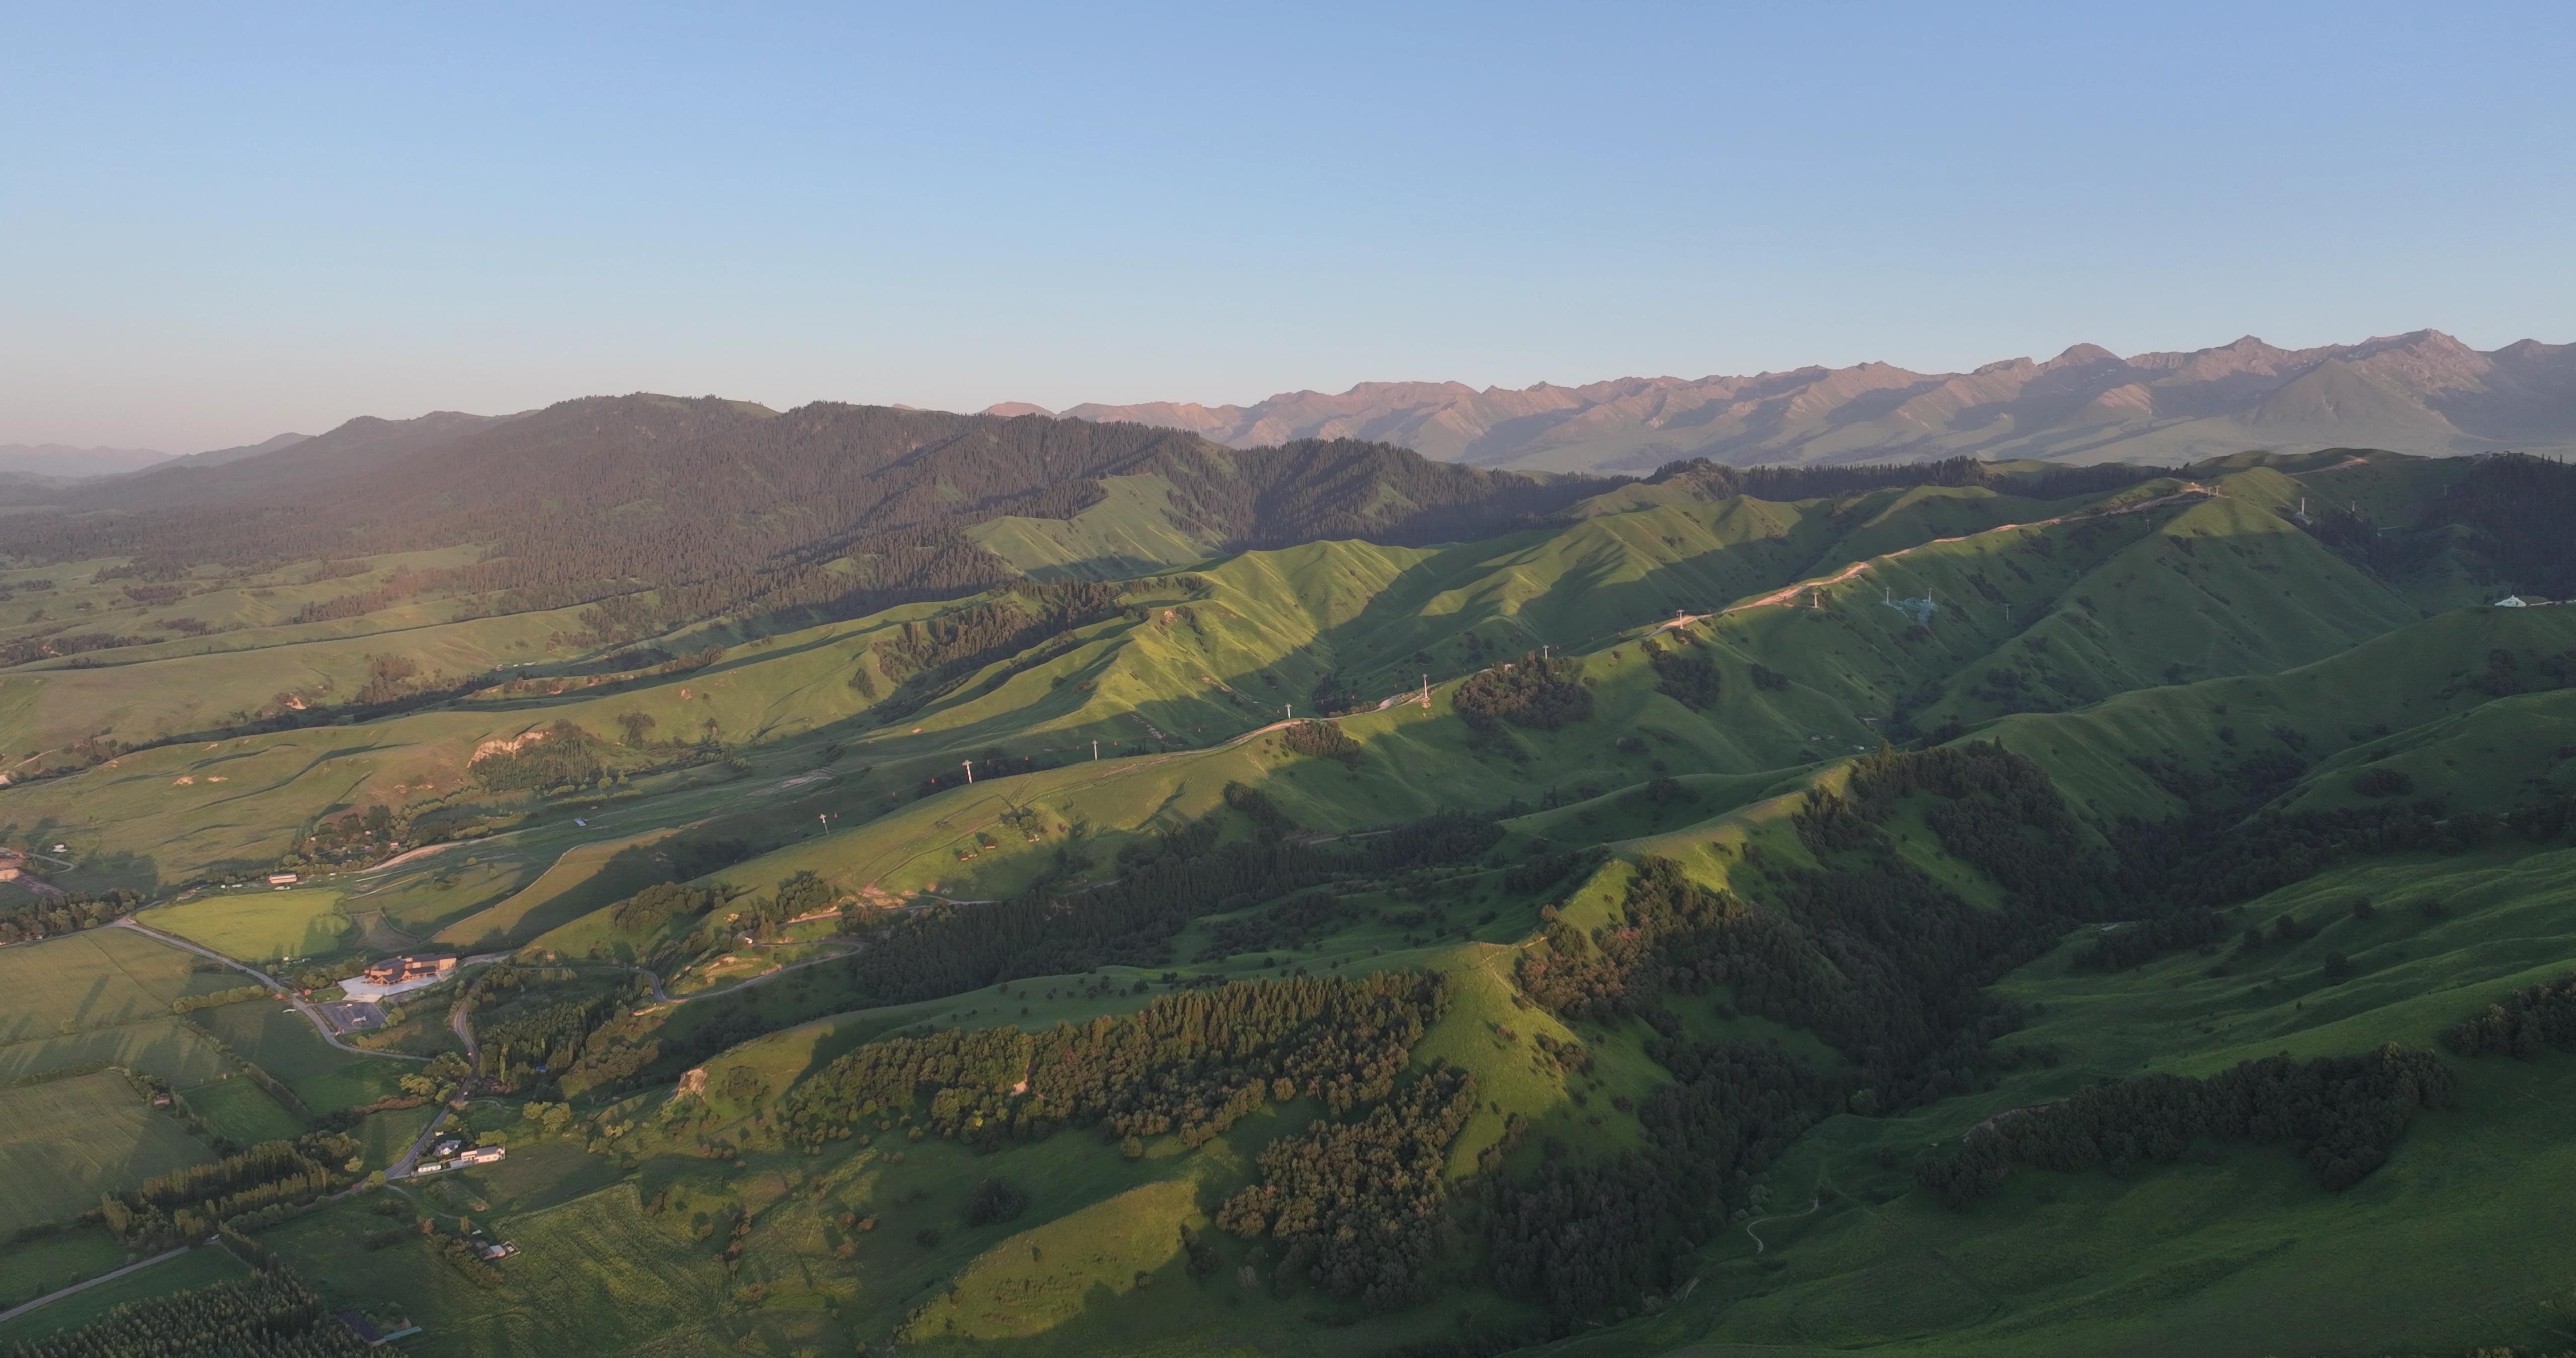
[8,2,2572,452]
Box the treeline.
[819,806,1498,1008]
[2429,451,2576,598]
[1280,719,1362,765]
[1842,741,2111,912]
[1641,636,1719,709]
[1216,1063,1478,1311]
[868,580,1129,720]
[2445,972,2576,1058]
[1484,1039,1826,1321]
[99,1133,356,1248]
[2070,910,2231,971]
[1914,1044,2456,1207]
[1454,653,1592,737]
[1517,848,2034,1106]
[1484,745,2124,1324]
[469,719,609,793]
[2115,793,2576,912]
[5,399,1617,657]
[774,972,1448,1151]
[0,889,142,945]
[5,1267,371,1358]
[477,991,620,1082]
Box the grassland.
[0,1071,214,1234]
[139,887,355,962]
[269,1184,739,1358]
[0,1228,131,1309]
[14,452,2576,1355]
[186,998,410,1111]
[181,1071,306,1143]
[0,925,242,1041]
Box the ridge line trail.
[1658,484,2215,632]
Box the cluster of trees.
[2117,794,2576,912]
[2444,972,2576,1057]
[608,882,723,933]
[100,1134,355,1248]
[830,806,1497,1007]
[867,580,1129,720]
[0,888,140,945]
[1215,1063,1479,1311]
[1515,849,2033,1105]
[1501,842,1597,896]
[964,1177,1031,1226]
[1453,654,1593,736]
[1483,1039,1826,1322]
[1280,719,1362,765]
[8,1267,372,1358]
[0,629,147,668]
[469,719,609,793]
[1842,741,2110,911]
[775,972,1447,1151]
[1915,1044,2457,1207]
[477,991,620,1082]
[2069,910,2231,971]
[1193,890,1348,962]
[2432,451,2576,598]
[1640,637,1719,709]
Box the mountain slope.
[1035,329,2576,472]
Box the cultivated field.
[0,1072,213,1235]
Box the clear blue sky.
[6,2,2571,451]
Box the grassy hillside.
[12,449,2576,1357]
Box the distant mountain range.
[0,443,176,479]
[1006,330,2576,472]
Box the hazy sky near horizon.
[7,2,2572,453]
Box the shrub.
[965,1177,1030,1226]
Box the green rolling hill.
[5,412,2576,1357]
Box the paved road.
[0,1246,191,1326]
[113,918,434,1064]
[386,1104,457,1180]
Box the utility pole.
[962,759,973,785]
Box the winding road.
[112,917,434,1064]
[622,940,865,1006]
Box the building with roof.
[362,954,457,985]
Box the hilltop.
[1027,330,2576,472]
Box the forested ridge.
[0,400,1623,646]
[1913,1044,2457,1206]
[775,971,1448,1150]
